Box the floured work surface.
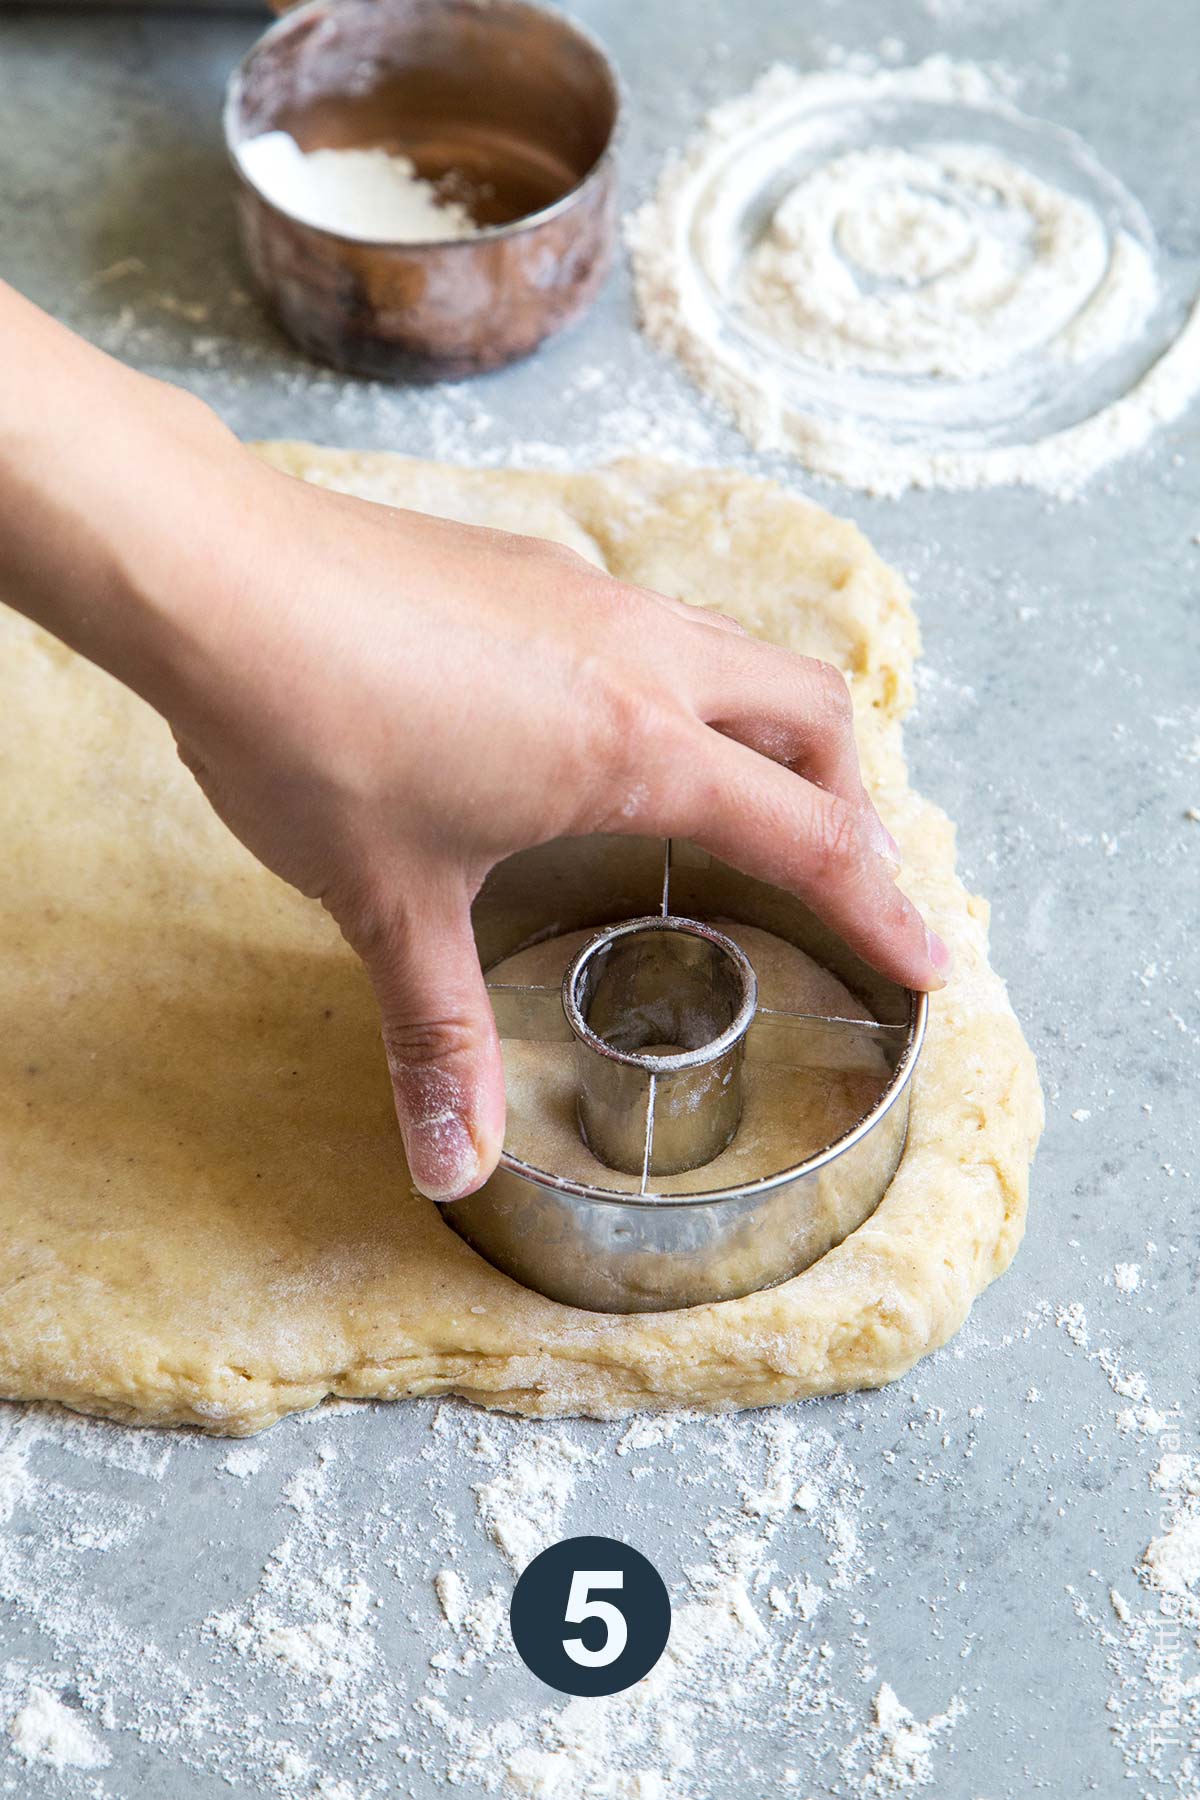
[0,452,1043,1434]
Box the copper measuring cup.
[224,0,621,377]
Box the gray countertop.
[0,3,1197,1797]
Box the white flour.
[8,1688,109,1772]
[472,1435,594,1573]
[1143,1514,1200,1599]
[236,133,480,243]
[1043,1306,1200,1798]
[0,1291,1197,1800]
[741,146,1154,379]
[629,57,1200,496]
[416,1406,950,1799]
[0,1396,975,1798]
[221,1442,265,1480]
[866,1683,964,1793]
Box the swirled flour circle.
[629,57,1200,496]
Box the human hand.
[0,286,946,1202]
[157,437,947,1201]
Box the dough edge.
[0,448,1043,1434]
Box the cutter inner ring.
[564,916,757,1066]
[562,917,758,1179]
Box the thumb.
[357,886,506,1203]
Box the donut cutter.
[444,834,926,1313]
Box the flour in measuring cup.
[236,132,480,243]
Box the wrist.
[2,358,248,716]
[95,384,261,719]
[0,283,263,724]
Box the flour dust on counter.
[0,1396,972,1797]
[630,55,1200,496]
[8,1687,110,1774]
[0,1309,1195,1800]
[914,1273,1200,1800]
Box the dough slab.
[0,452,1043,1434]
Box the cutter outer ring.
[444,833,929,1311]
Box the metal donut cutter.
[443,835,926,1314]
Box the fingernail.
[404,1110,480,1202]
[925,927,953,979]
[390,1066,481,1202]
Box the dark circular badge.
[509,1535,671,1697]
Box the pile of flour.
[236,132,479,243]
[630,57,1200,496]
[8,1686,110,1772]
[740,143,1154,379]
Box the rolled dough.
[0,451,1042,1434]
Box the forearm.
[0,281,243,712]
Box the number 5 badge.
[509,1536,672,1696]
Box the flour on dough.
[0,451,1042,1433]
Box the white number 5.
[562,1569,627,1668]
